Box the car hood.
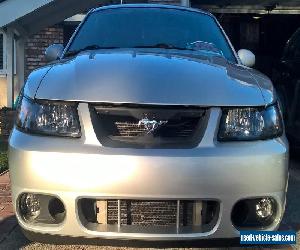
[34,49,271,106]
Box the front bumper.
[8,106,289,241]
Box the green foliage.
[0,142,8,174]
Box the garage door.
[192,0,300,14]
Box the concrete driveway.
[0,160,299,250]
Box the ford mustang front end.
[9,4,289,242]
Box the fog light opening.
[19,193,41,221]
[232,197,277,229]
[231,200,249,226]
[256,198,275,219]
[48,198,66,223]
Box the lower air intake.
[78,199,219,234]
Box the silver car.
[9,4,289,243]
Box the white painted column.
[16,36,25,95]
[6,27,14,108]
[181,0,190,7]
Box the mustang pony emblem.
[138,118,168,134]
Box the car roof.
[92,4,212,17]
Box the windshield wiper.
[134,43,193,51]
[134,42,223,55]
[64,45,120,57]
[186,41,223,55]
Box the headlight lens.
[218,104,283,141]
[16,96,81,137]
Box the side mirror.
[45,44,64,62]
[238,49,255,68]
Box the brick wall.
[25,25,64,78]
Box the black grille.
[107,200,178,226]
[90,104,208,149]
[79,199,219,228]
[115,121,147,137]
[114,117,198,138]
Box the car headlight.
[218,104,283,141]
[16,96,81,137]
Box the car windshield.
[66,7,237,62]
